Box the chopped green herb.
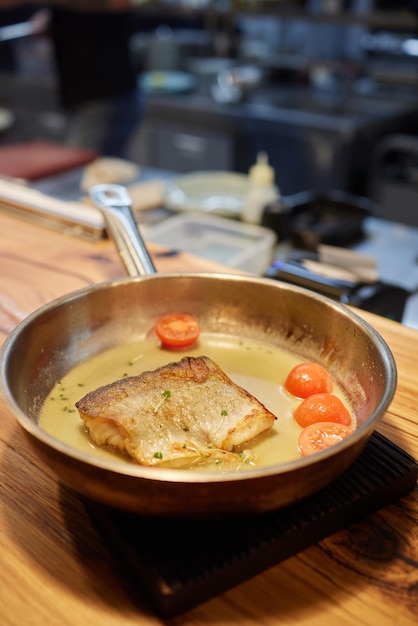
[153,451,163,459]
[221,409,228,416]
[153,389,172,413]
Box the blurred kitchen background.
[1,0,418,220]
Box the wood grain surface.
[0,212,417,626]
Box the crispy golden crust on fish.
[76,356,276,468]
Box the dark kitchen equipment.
[261,189,376,249]
[369,134,418,227]
[265,260,411,322]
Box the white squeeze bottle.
[242,151,279,224]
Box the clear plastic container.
[143,212,277,274]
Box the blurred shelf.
[134,2,418,33]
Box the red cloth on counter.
[0,140,97,181]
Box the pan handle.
[89,184,157,277]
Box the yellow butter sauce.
[40,334,355,470]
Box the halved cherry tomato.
[293,392,352,428]
[155,313,201,348]
[284,362,332,398]
[298,421,354,457]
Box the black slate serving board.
[84,432,418,618]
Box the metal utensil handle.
[89,184,157,277]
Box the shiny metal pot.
[0,186,397,518]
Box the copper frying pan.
[0,185,397,518]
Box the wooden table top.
[0,211,417,626]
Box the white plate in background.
[163,171,249,218]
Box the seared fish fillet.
[76,356,276,468]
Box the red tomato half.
[298,421,354,457]
[155,313,201,348]
[293,392,352,428]
[284,362,332,398]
